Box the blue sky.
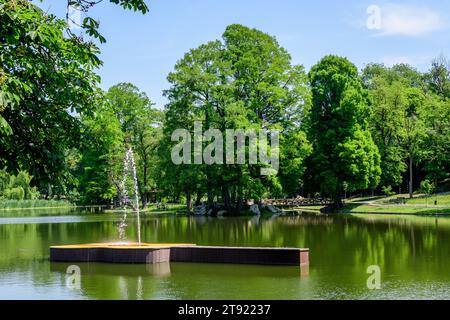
[36,0,450,107]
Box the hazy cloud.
[375,3,447,36]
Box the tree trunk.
[142,164,148,209]
[141,191,148,209]
[409,154,413,199]
[222,185,230,211]
[195,192,202,206]
[235,186,244,215]
[186,191,192,214]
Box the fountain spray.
[118,148,142,245]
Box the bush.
[0,169,39,200]
[4,186,25,200]
[382,186,396,197]
[420,179,435,196]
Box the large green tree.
[106,83,163,208]
[0,0,102,191]
[161,24,310,214]
[78,108,124,205]
[307,55,381,208]
[362,64,411,190]
[363,62,448,197]
[0,0,148,194]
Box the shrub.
[0,169,39,200]
[4,186,25,200]
[420,180,435,196]
[382,186,396,197]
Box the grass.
[339,204,450,215]
[290,193,450,216]
[105,204,186,215]
[346,196,386,203]
[402,194,450,206]
[291,206,325,211]
[0,199,73,210]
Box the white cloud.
[374,3,447,36]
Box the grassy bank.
[400,194,450,206]
[292,193,450,216]
[105,204,186,215]
[0,199,73,210]
[339,204,450,215]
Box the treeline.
[0,2,448,212]
[159,25,449,212]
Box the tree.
[362,63,443,198]
[0,1,104,191]
[0,168,38,200]
[362,64,410,190]
[106,83,163,208]
[1,0,149,197]
[307,55,381,209]
[418,93,450,184]
[427,55,450,99]
[278,130,312,196]
[162,24,310,214]
[77,108,124,205]
[420,179,435,207]
[402,87,427,199]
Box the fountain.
[118,148,142,244]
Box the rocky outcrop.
[266,205,281,214]
[193,203,207,215]
[250,204,261,215]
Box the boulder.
[193,203,206,215]
[250,204,261,215]
[267,205,281,214]
[217,210,227,216]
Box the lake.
[0,210,449,300]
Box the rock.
[193,203,206,215]
[267,205,281,214]
[217,210,227,216]
[250,204,261,215]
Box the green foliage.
[161,24,310,213]
[106,83,163,208]
[77,108,124,205]
[0,168,38,200]
[4,186,24,200]
[427,55,450,98]
[420,179,435,196]
[1,2,448,211]
[0,1,103,190]
[381,186,396,197]
[362,65,409,187]
[307,55,381,204]
[419,94,450,183]
[363,61,449,195]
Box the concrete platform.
[50,243,309,267]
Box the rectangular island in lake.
[50,243,309,267]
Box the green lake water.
[0,210,449,300]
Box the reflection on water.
[0,211,450,299]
